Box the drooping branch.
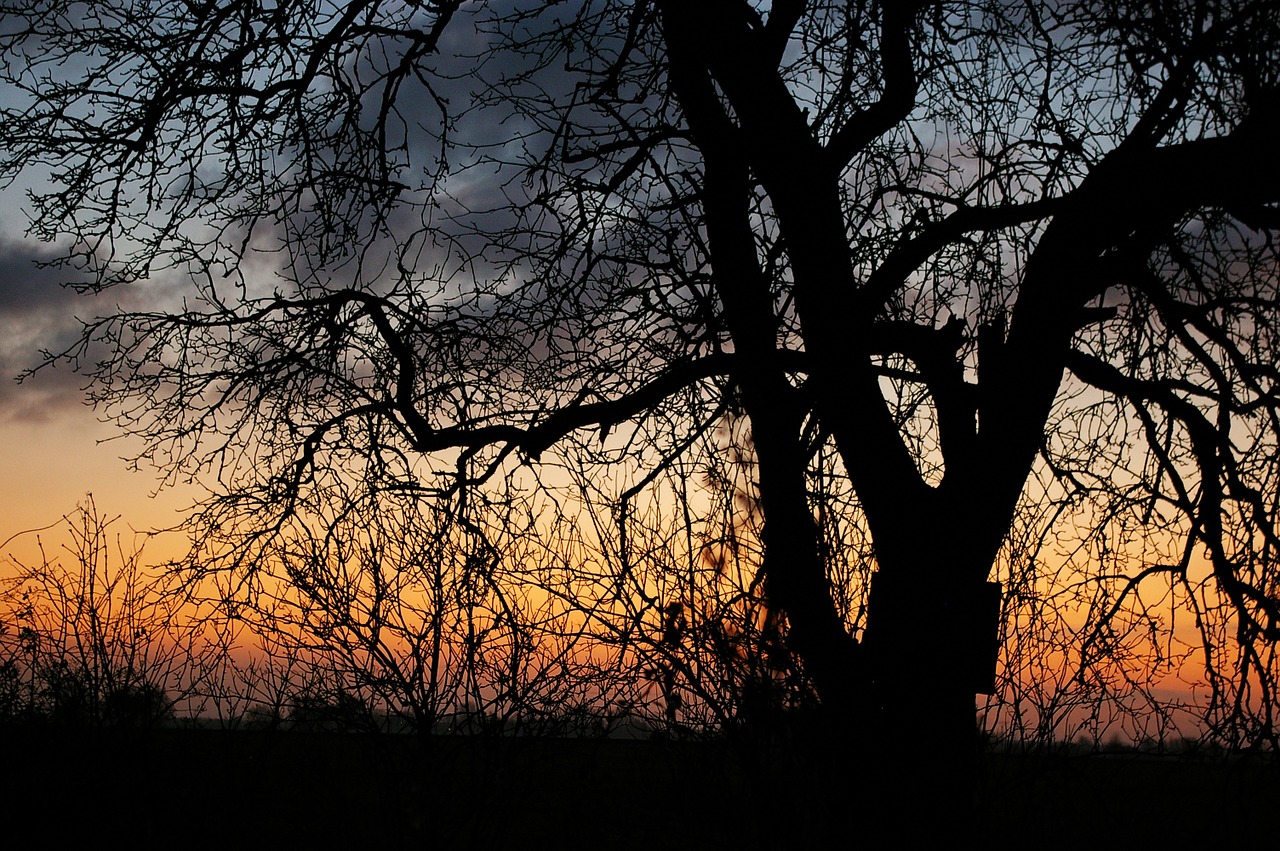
[1066,349,1280,642]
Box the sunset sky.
[0,207,197,561]
[3,2,1276,763]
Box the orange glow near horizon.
[0,412,197,565]
[0,397,1253,745]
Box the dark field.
[3,729,1276,847]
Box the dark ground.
[2,728,1276,847]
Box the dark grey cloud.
[0,236,99,424]
[0,238,83,315]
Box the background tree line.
[0,472,1243,753]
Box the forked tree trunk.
[757,472,1000,838]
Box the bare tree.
[0,499,216,728]
[204,480,624,737]
[3,0,1280,827]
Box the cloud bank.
[0,236,101,423]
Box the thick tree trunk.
[747,405,996,838]
[856,568,998,839]
[658,4,997,836]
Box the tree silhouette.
[0,499,214,729]
[3,0,1280,827]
